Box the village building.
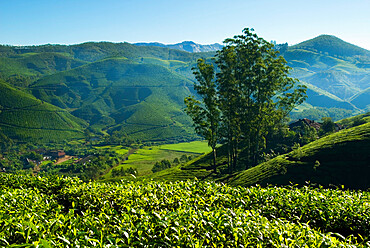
[289,118,322,131]
[334,123,344,131]
[49,150,66,159]
[289,118,344,132]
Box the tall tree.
[184,59,220,171]
[216,28,306,168]
[216,45,243,172]
[185,28,306,172]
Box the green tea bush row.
[0,174,369,247]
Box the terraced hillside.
[337,112,370,127]
[0,35,369,143]
[284,35,370,101]
[228,122,370,189]
[150,120,370,190]
[30,58,197,141]
[349,87,370,111]
[0,80,86,142]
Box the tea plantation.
[0,174,369,247]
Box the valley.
[0,35,369,145]
[0,30,369,247]
[0,33,369,181]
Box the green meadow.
[100,141,210,179]
[94,145,129,155]
[158,140,212,153]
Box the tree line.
[185,28,307,173]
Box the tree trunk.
[212,147,217,173]
[233,139,238,172]
[245,136,251,170]
[253,127,261,166]
[228,143,232,174]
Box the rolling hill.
[227,122,370,189]
[283,35,370,101]
[30,57,197,142]
[0,35,370,143]
[0,52,87,88]
[0,80,86,143]
[290,34,370,59]
[150,121,370,190]
[336,111,370,127]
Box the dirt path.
[55,155,73,165]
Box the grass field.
[158,141,212,153]
[100,141,210,180]
[94,145,129,155]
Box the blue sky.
[1,0,369,50]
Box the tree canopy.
[185,28,307,172]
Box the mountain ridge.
[0,34,370,143]
[283,35,370,102]
[291,34,370,62]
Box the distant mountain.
[135,41,223,53]
[0,42,211,64]
[0,42,211,84]
[291,35,370,61]
[282,35,370,102]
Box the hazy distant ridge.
[134,41,223,53]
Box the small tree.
[152,159,171,173]
[173,157,180,165]
[291,123,318,145]
[179,154,188,163]
[320,117,335,135]
[26,151,43,162]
